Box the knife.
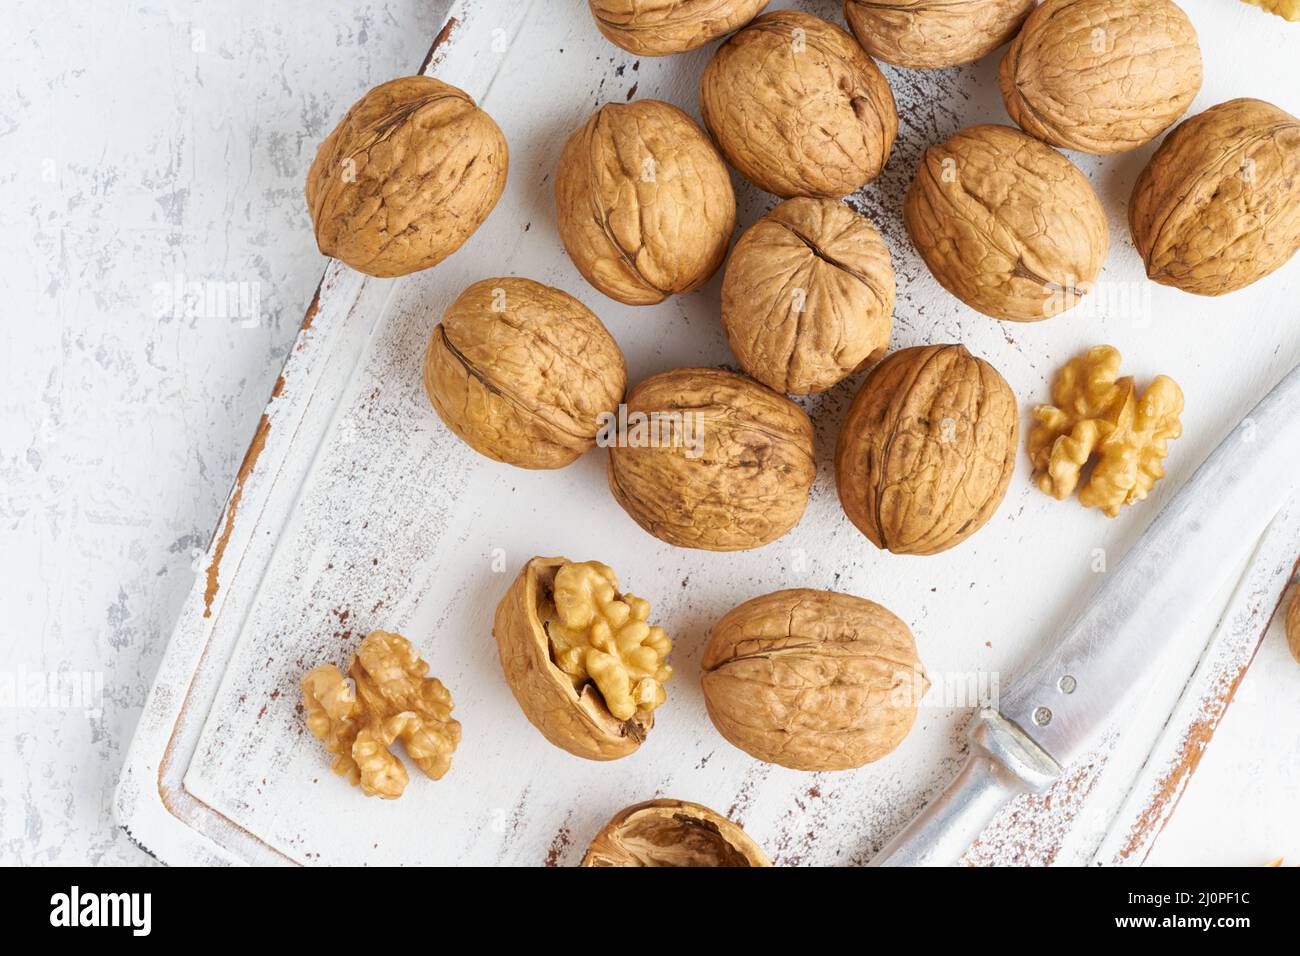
[871,362,1300,867]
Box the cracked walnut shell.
[582,799,771,867]
[606,367,816,551]
[844,0,1034,70]
[700,10,898,199]
[301,631,461,799]
[587,0,771,56]
[1000,0,1202,155]
[905,125,1108,322]
[493,557,672,760]
[1029,346,1183,517]
[422,277,627,469]
[701,589,928,771]
[306,76,508,278]
[835,345,1018,556]
[721,197,894,395]
[555,99,735,306]
[1129,98,1300,297]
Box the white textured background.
[0,0,1295,866]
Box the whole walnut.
[905,125,1109,321]
[1000,0,1202,155]
[606,368,815,551]
[1129,98,1300,296]
[835,345,1018,555]
[587,0,771,56]
[306,76,508,278]
[582,799,771,867]
[721,197,894,395]
[422,277,626,469]
[844,0,1035,69]
[701,588,928,771]
[493,557,672,760]
[555,99,735,306]
[700,10,898,199]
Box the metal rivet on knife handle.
[1032,706,1053,726]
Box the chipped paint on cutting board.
[116,0,1300,865]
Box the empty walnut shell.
[835,345,1018,556]
[493,557,653,760]
[904,125,1109,321]
[844,0,1034,69]
[582,799,771,866]
[422,277,626,469]
[1129,98,1300,296]
[721,197,894,395]
[555,99,735,306]
[1287,587,1300,666]
[1000,0,1202,155]
[700,10,898,199]
[701,589,928,771]
[306,76,508,278]
[587,0,771,56]
[607,368,816,551]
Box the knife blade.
[872,361,1300,867]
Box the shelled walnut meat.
[700,10,898,199]
[300,631,461,799]
[701,589,928,771]
[422,277,626,469]
[1029,345,1183,517]
[905,125,1108,321]
[555,99,735,306]
[306,76,508,278]
[844,0,1035,70]
[1000,0,1202,155]
[721,197,894,395]
[835,345,1019,555]
[582,799,771,866]
[606,368,816,551]
[494,557,673,760]
[1129,98,1300,296]
[587,0,771,56]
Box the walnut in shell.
[701,589,928,771]
[844,0,1035,69]
[422,277,626,470]
[1129,98,1300,296]
[721,197,894,395]
[306,77,508,278]
[1287,586,1300,665]
[582,799,771,866]
[1000,0,1202,155]
[587,0,771,55]
[700,10,898,199]
[493,557,672,760]
[905,125,1109,321]
[606,368,816,551]
[835,345,1018,555]
[555,99,735,306]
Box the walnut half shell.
[582,799,771,866]
[1286,586,1300,666]
[587,0,771,56]
[845,0,1035,70]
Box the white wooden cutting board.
[114,0,1300,866]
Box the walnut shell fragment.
[606,368,816,551]
[306,76,508,278]
[701,589,928,771]
[721,197,894,395]
[904,125,1109,321]
[493,557,672,760]
[1287,587,1300,665]
[1129,98,1300,296]
[844,0,1034,69]
[582,799,771,866]
[587,0,771,56]
[1000,0,1202,155]
[555,99,736,306]
[422,277,627,469]
[835,345,1018,555]
[700,10,898,199]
